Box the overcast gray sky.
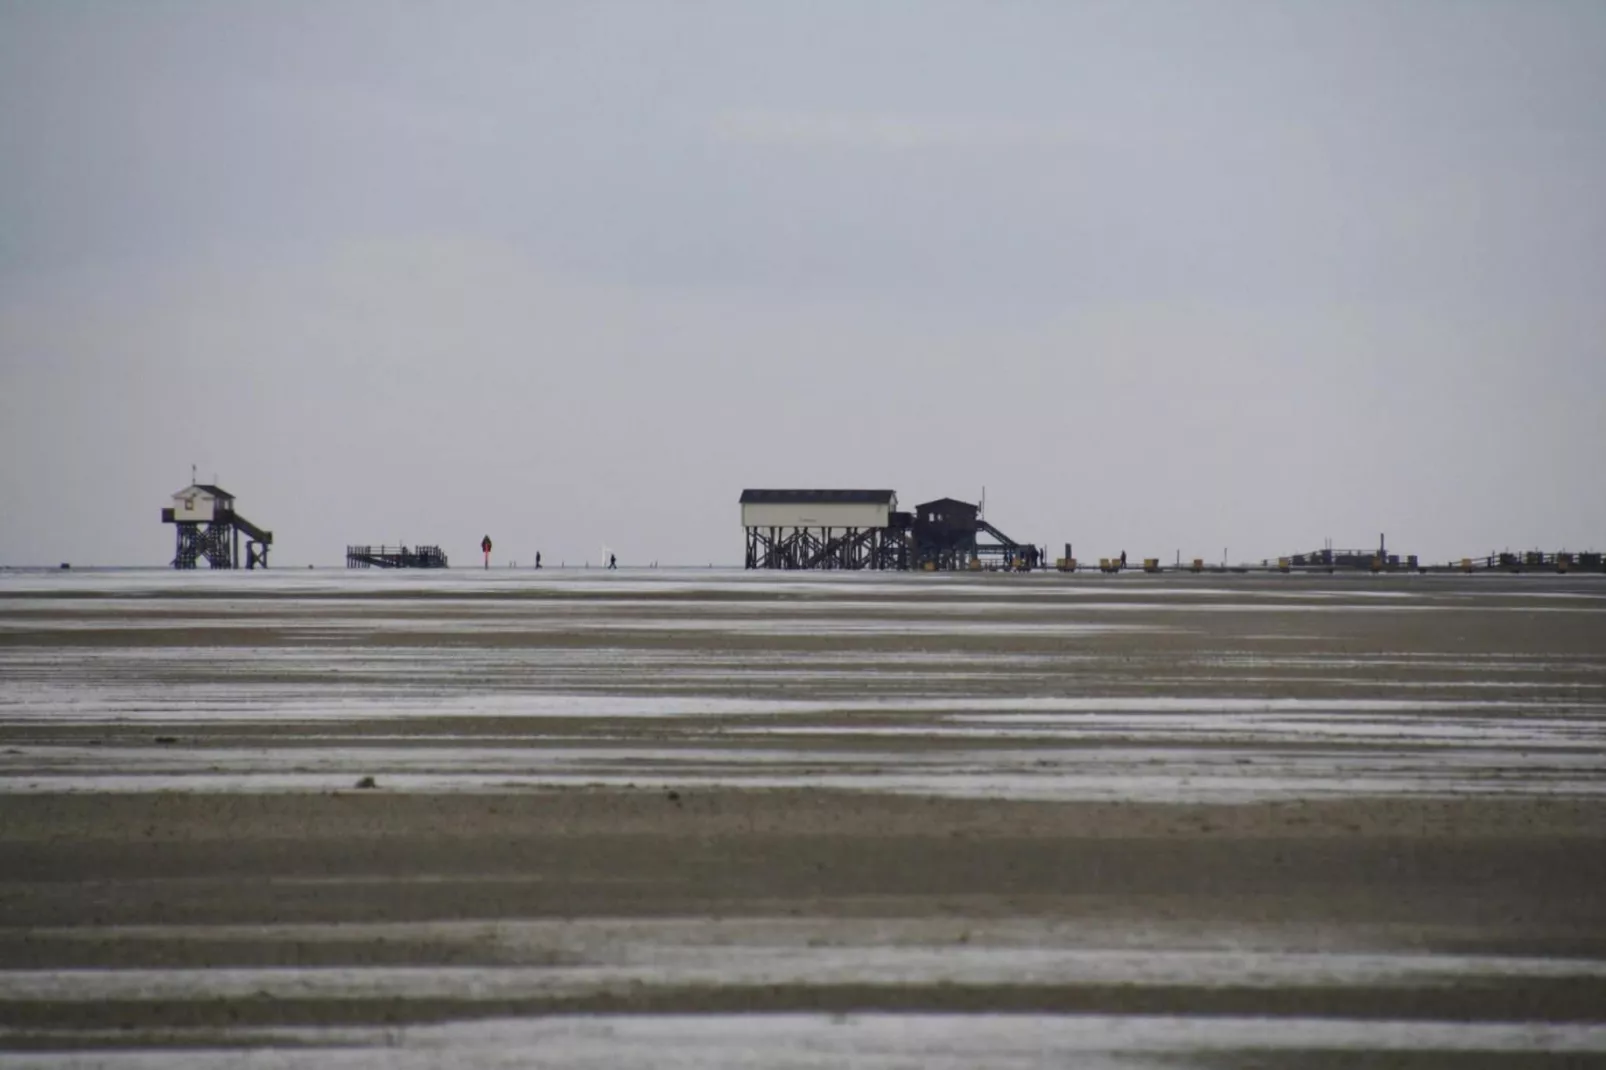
[2,0,1602,568]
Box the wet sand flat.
[2,569,1605,1066]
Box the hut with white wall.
[740,489,908,570]
[161,482,273,568]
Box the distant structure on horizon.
[346,544,449,569]
[737,490,1601,576]
[161,482,273,569]
[739,489,1039,571]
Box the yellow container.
[1370,556,1382,573]
[1191,558,1204,573]
[1143,558,1159,573]
[1461,558,1473,573]
[1278,557,1291,573]
[1099,558,1111,572]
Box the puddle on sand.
[3,1015,1606,1069]
[6,946,1606,1002]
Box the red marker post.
[481,534,492,570]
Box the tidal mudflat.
[2,568,1604,1067]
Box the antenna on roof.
[979,486,986,520]
[191,463,197,486]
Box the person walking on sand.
[608,553,617,570]
[1120,550,1127,570]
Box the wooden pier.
[346,545,448,569]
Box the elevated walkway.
[346,544,449,569]
[972,519,1041,570]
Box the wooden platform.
[345,544,448,569]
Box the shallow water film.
[3,568,1605,1067]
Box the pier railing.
[346,545,449,569]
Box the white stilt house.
[161,481,273,568]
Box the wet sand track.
[2,568,1604,1066]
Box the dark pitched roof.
[740,489,896,505]
[915,497,978,512]
[174,483,235,499]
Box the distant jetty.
[345,545,448,569]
